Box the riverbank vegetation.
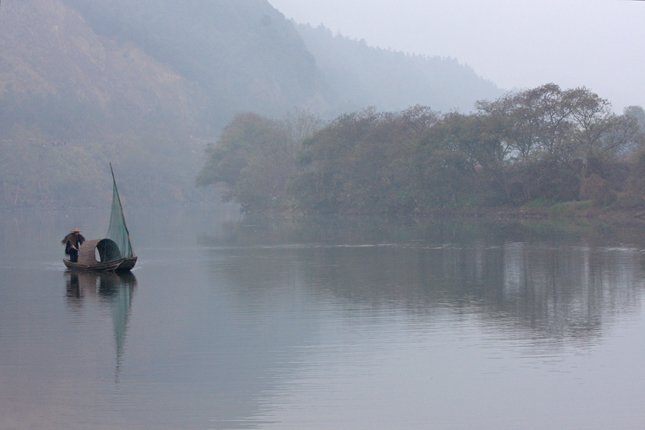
[197,84,645,217]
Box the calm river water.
[1,205,645,430]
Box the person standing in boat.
[62,228,85,263]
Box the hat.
[72,227,81,233]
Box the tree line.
[197,84,645,215]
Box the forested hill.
[59,0,329,128]
[0,0,505,208]
[1,0,503,132]
[56,0,503,120]
[296,24,502,113]
[0,0,198,137]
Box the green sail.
[105,164,134,259]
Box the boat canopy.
[77,238,122,266]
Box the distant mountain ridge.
[59,0,331,127]
[0,0,504,208]
[295,24,502,113]
[1,0,502,133]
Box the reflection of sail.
[101,272,137,379]
[64,271,137,381]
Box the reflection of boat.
[65,270,137,380]
[66,270,137,299]
[64,164,137,272]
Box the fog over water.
[1,206,645,429]
[270,0,645,111]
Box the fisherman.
[62,228,85,263]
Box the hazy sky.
[269,0,644,112]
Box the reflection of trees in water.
[500,243,642,341]
[305,243,643,342]
[64,271,137,379]
[206,215,645,253]
[207,217,645,345]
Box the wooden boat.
[63,238,137,272]
[63,164,137,272]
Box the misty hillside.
[296,24,502,113]
[0,0,199,139]
[59,0,331,127]
[1,0,503,131]
[0,0,505,208]
[0,0,208,208]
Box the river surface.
[1,205,645,430]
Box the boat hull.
[63,256,137,272]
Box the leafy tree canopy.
[198,84,645,215]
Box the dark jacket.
[62,232,85,254]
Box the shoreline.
[4,202,645,225]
